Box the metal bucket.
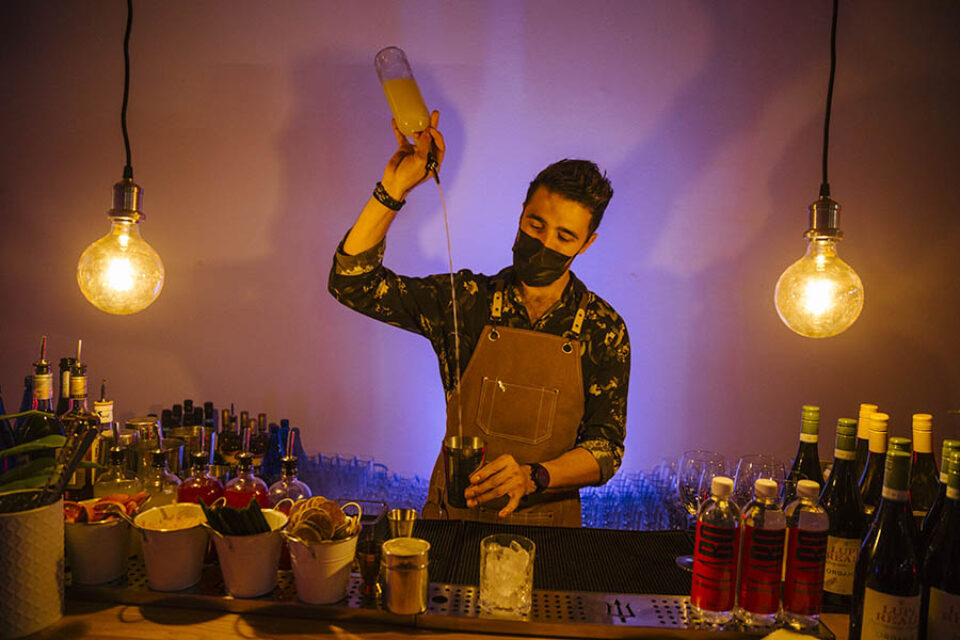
[0,491,64,638]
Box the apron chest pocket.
[475,376,558,446]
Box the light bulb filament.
[802,278,836,317]
[106,257,135,291]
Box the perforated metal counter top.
[69,555,835,639]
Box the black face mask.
[511,229,579,287]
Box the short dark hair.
[525,159,613,233]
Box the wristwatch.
[528,463,550,494]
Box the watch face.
[534,464,550,490]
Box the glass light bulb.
[775,238,863,338]
[77,217,164,314]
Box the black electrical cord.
[819,0,838,198]
[121,0,134,180]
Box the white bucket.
[211,509,287,598]
[287,533,359,604]
[65,500,129,585]
[135,503,208,592]
[0,491,63,639]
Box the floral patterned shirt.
[328,238,630,485]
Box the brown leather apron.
[423,281,590,527]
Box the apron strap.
[570,292,591,337]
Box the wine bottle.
[17,375,33,414]
[909,414,939,528]
[691,476,740,625]
[203,401,215,430]
[849,450,922,640]
[921,450,960,640]
[855,404,879,481]
[888,437,911,454]
[171,403,183,427]
[65,340,96,496]
[14,336,63,450]
[783,479,829,631]
[735,478,785,628]
[859,412,889,519]
[821,418,866,610]
[783,405,825,507]
[922,439,960,545]
[218,406,242,465]
[55,356,75,416]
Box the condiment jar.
[381,537,430,614]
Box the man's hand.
[381,110,445,201]
[464,454,534,518]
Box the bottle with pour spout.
[375,46,430,138]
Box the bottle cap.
[711,476,734,498]
[911,413,932,432]
[888,437,912,454]
[869,413,889,432]
[797,479,820,499]
[800,405,821,435]
[857,403,878,438]
[882,450,911,492]
[835,418,858,452]
[754,478,778,499]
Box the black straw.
[121,0,134,180]
[820,0,839,198]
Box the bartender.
[329,111,630,526]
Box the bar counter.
[30,601,852,639]
[35,520,851,639]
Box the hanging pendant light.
[77,0,164,315]
[774,0,863,338]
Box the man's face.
[519,186,597,257]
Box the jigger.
[387,508,418,538]
[442,436,485,509]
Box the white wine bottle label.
[927,586,960,640]
[834,449,855,461]
[33,373,54,400]
[881,487,908,502]
[70,375,87,399]
[861,588,921,640]
[800,433,818,443]
[822,535,859,596]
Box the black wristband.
[373,182,405,211]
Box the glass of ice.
[479,534,535,618]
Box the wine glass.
[733,454,785,507]
[676,450,727,571]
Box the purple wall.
[2,1,959,476]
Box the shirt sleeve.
[328,235,448,339]
[575,306,630,486]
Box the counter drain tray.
[68,557,834,639]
